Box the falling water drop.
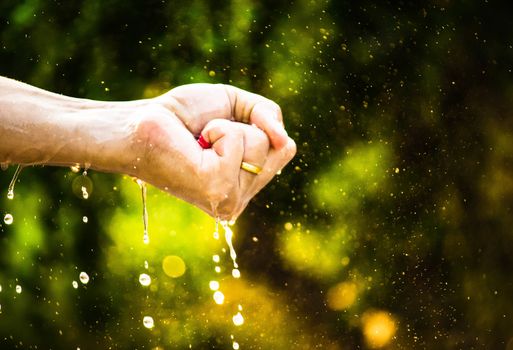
[144,260,149,269]
[232,341,240,350]
[136,179,149,244]
[213,291,225,305]
[81,186,89,199]
[213,217,220,239]
[82,216,88,223]
[7,165,24,200]
[79,272,89,284]
[209,280,220,291]
[143,316,154,329]
[15,285,22,294]
[232,312,244,326]
[4,214,13,225]
[72,281,78,289]
[221,221,239,269]
[70,164,81,173]
[232,269,241,279]
[139,273,151,286]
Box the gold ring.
[241,161,262,175]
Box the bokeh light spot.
[162,255,186,278]
[327,281,358,310]
[362,310,397,348]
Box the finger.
[201,119,245,217]
[232,136,296,217]
[238,123,270,193]
[249,102,289,150]
[224,85,289,150]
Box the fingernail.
[197,134,212,149]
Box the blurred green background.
[1,0,513,349]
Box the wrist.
[53,100,147,175]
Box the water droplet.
[72,174,93,199]
[232,269,241,279]
[82,216,88,223]
[212,255,220,263]
[144,260,149,269]
[7,165,23,200]
[232,312,244,326]
[79,272,89,284]
[72,281,78,289]
[4,214,13,225]
[143,316,154,329]
[214,266,221,273]
[209,281,220,291]
[0,285,2,292]
[70,164,81,173]
[139,273,151,286]
[232,341,240,350]
[80,186,89,199]
[15,285,22,294]
[136,179,149,244]
[213,291,225,305]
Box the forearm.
[0,76,141,173]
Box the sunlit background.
[2,0,513,349]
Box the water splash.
[221,221,240,278]
[210,219,245,347]
[136,179,149,244]
[7,165,24,200]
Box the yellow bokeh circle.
[162,255,186,278]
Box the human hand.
[130,109,293,220]
[155,83,292,150]
[198,119,294,219]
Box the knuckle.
[285,138,297,160]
